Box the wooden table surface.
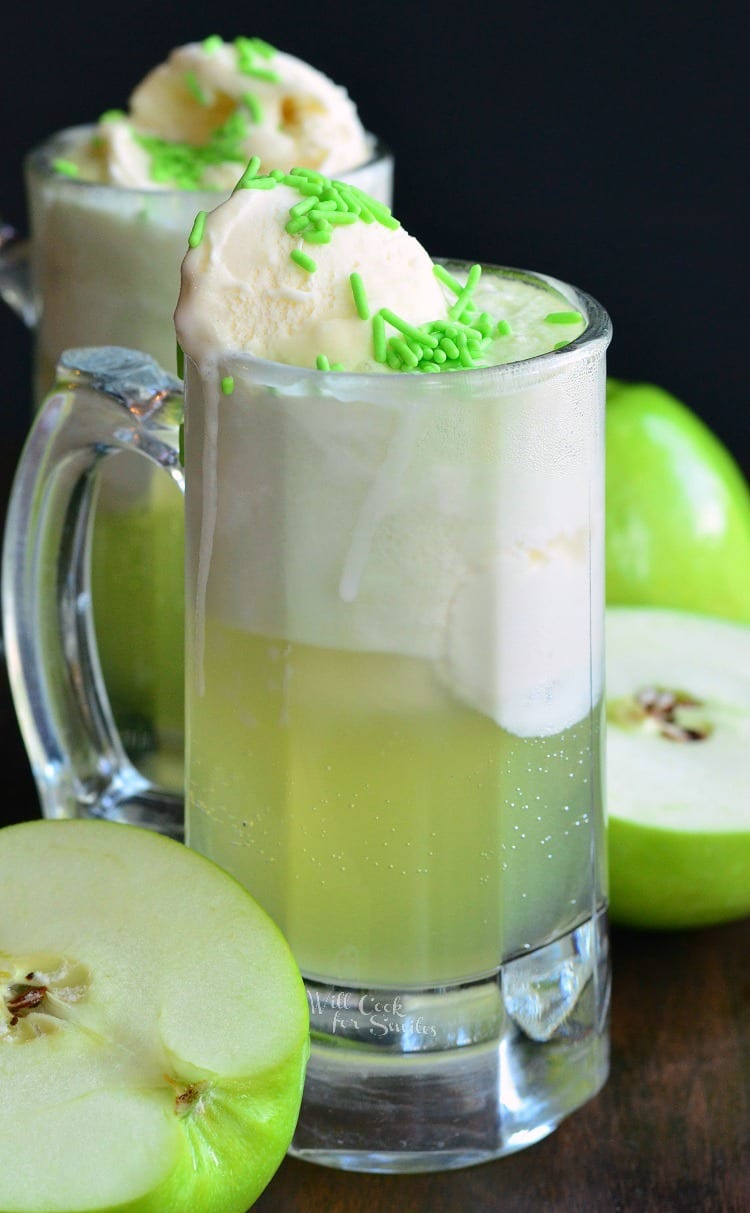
[0,441,747,1212]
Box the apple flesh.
[606,380,750,624]
[606,606,750,929]
[0,820,309,1213]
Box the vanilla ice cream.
[67,37,372,191]
[177,177,445,370]
[30,38,388,394]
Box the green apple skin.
[0,821,310,1213]
[606,606,750,931]
[609,816,750,930]
[606,381,750,623]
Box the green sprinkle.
[242,92,263,123]
[211,111,248,149]
[339,193,362,215]
[316,354,331,371]
[285,216,310,234]
[496,319,512,337]
[390,338,419,368]
[176,341,185,379]
[433,348,447,364]
[291,249,316,272]
[53,159,80,178]
[372,313,387,363]
[245,65,280,83]
[322,211,358,225]
[346,187,399,228]
[433,263,464,295]
[184,71,208,105]
[188,210,207,248]
[235,36,280,80]
[379,307,438,349]
[326,186,348,211]
[290,167,325,180]
[250,37,276,58]
[303,229,332,244]
[99,108,125,124]
[386,348,401,371]
[420,362,440,372]
[290,195,318,217]
[545,311,583,325]
[243,176,277,189]
[221,376,235,395]
[350,272,370,320]
[270,169,286,181]
[178,422,185,466]
[330,362,344,371]
[449,264,482,321]
[440,337,460,360]
[235,156,262,190]
[202,35,223,53]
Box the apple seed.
[608,685,713,742]
[6,984,47,1017]
[1,954,92,1042]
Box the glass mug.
[0,125,394,808]
[3,264,611,1168]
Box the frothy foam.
[183,326,604,738]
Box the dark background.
[1,1,747,458]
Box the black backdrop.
[1,1,747,459]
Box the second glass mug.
[0,125,394,812]
[3,266,611,1167]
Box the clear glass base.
[290,907,609,1173]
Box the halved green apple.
[0,819,309,1213]
[606,380,750,623]
[606,606,750,928]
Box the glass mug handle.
[2,347,185,835]
[0,219,36,326]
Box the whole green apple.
[0,820,309,1213]
[607,606,750,929]
[606,380,750,623]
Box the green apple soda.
[177,166,610,1164]
[189,630,602,985]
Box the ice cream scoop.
[175,165,586,374]
[177,169,444,371]
[67,37,372,190]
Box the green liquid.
[90,466,184,789]
[187,618,602,988]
